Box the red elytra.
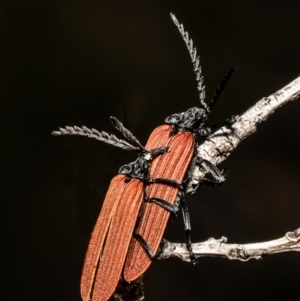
[80,125,195,301]
[123,129,194,281]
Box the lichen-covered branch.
[187,76,300,193]
[157,228,300,262]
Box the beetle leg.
[133,190,181,260]
[210,115,236,131]
[184,154,198,183]
[150,146,169,158]
[179,190,198,267]
[198,158,226,186]
[148,178,181,186]
[168,190,182,224]
[133,232,156,259]
[144,196,179,215]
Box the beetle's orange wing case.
[81,125,173,301]
[123,131,194,281]
[91,179,144,301]
[80,174,127,301]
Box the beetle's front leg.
[210,115,237,131]
[198,157,226,187]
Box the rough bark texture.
[158,228,300,262]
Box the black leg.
[132,198,156,259]
[126,175,180,185]
[184,155,198,183]
[179,191,197,267]
[148,178,181,186]
[149,146,169,158]
[144,196,179,215]
[133,190,179,260]
[210,115,236,131]
[133,232,156,259]
[198,158,225,186]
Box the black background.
[2,1,300,300]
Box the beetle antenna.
[110,116,145,150]
[170,13,207,110]
[52,125,140,152]
[207,68,236,113]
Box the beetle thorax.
[165,107,211,136]
[118,152,151,180]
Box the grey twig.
[187,76,300,193]
[158,228,300,262]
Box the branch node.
[285,228,300,242]
[227,246,252,261]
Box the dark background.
[2,1,300,300]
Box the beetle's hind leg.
[133,187,181,260]
[133,232,156,259]
[178,189,198,267]
[145,177,182,221]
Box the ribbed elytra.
[123,130,194,281]
[80,175,125,301]
[80,125,178,301]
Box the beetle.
[53,119,190,301]
[52,13,236,301]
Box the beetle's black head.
[168,14,236,138]
[165,107,211,137]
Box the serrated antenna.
[52,126,140,152]
[170,13,207,110]
[110,116,144,150]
